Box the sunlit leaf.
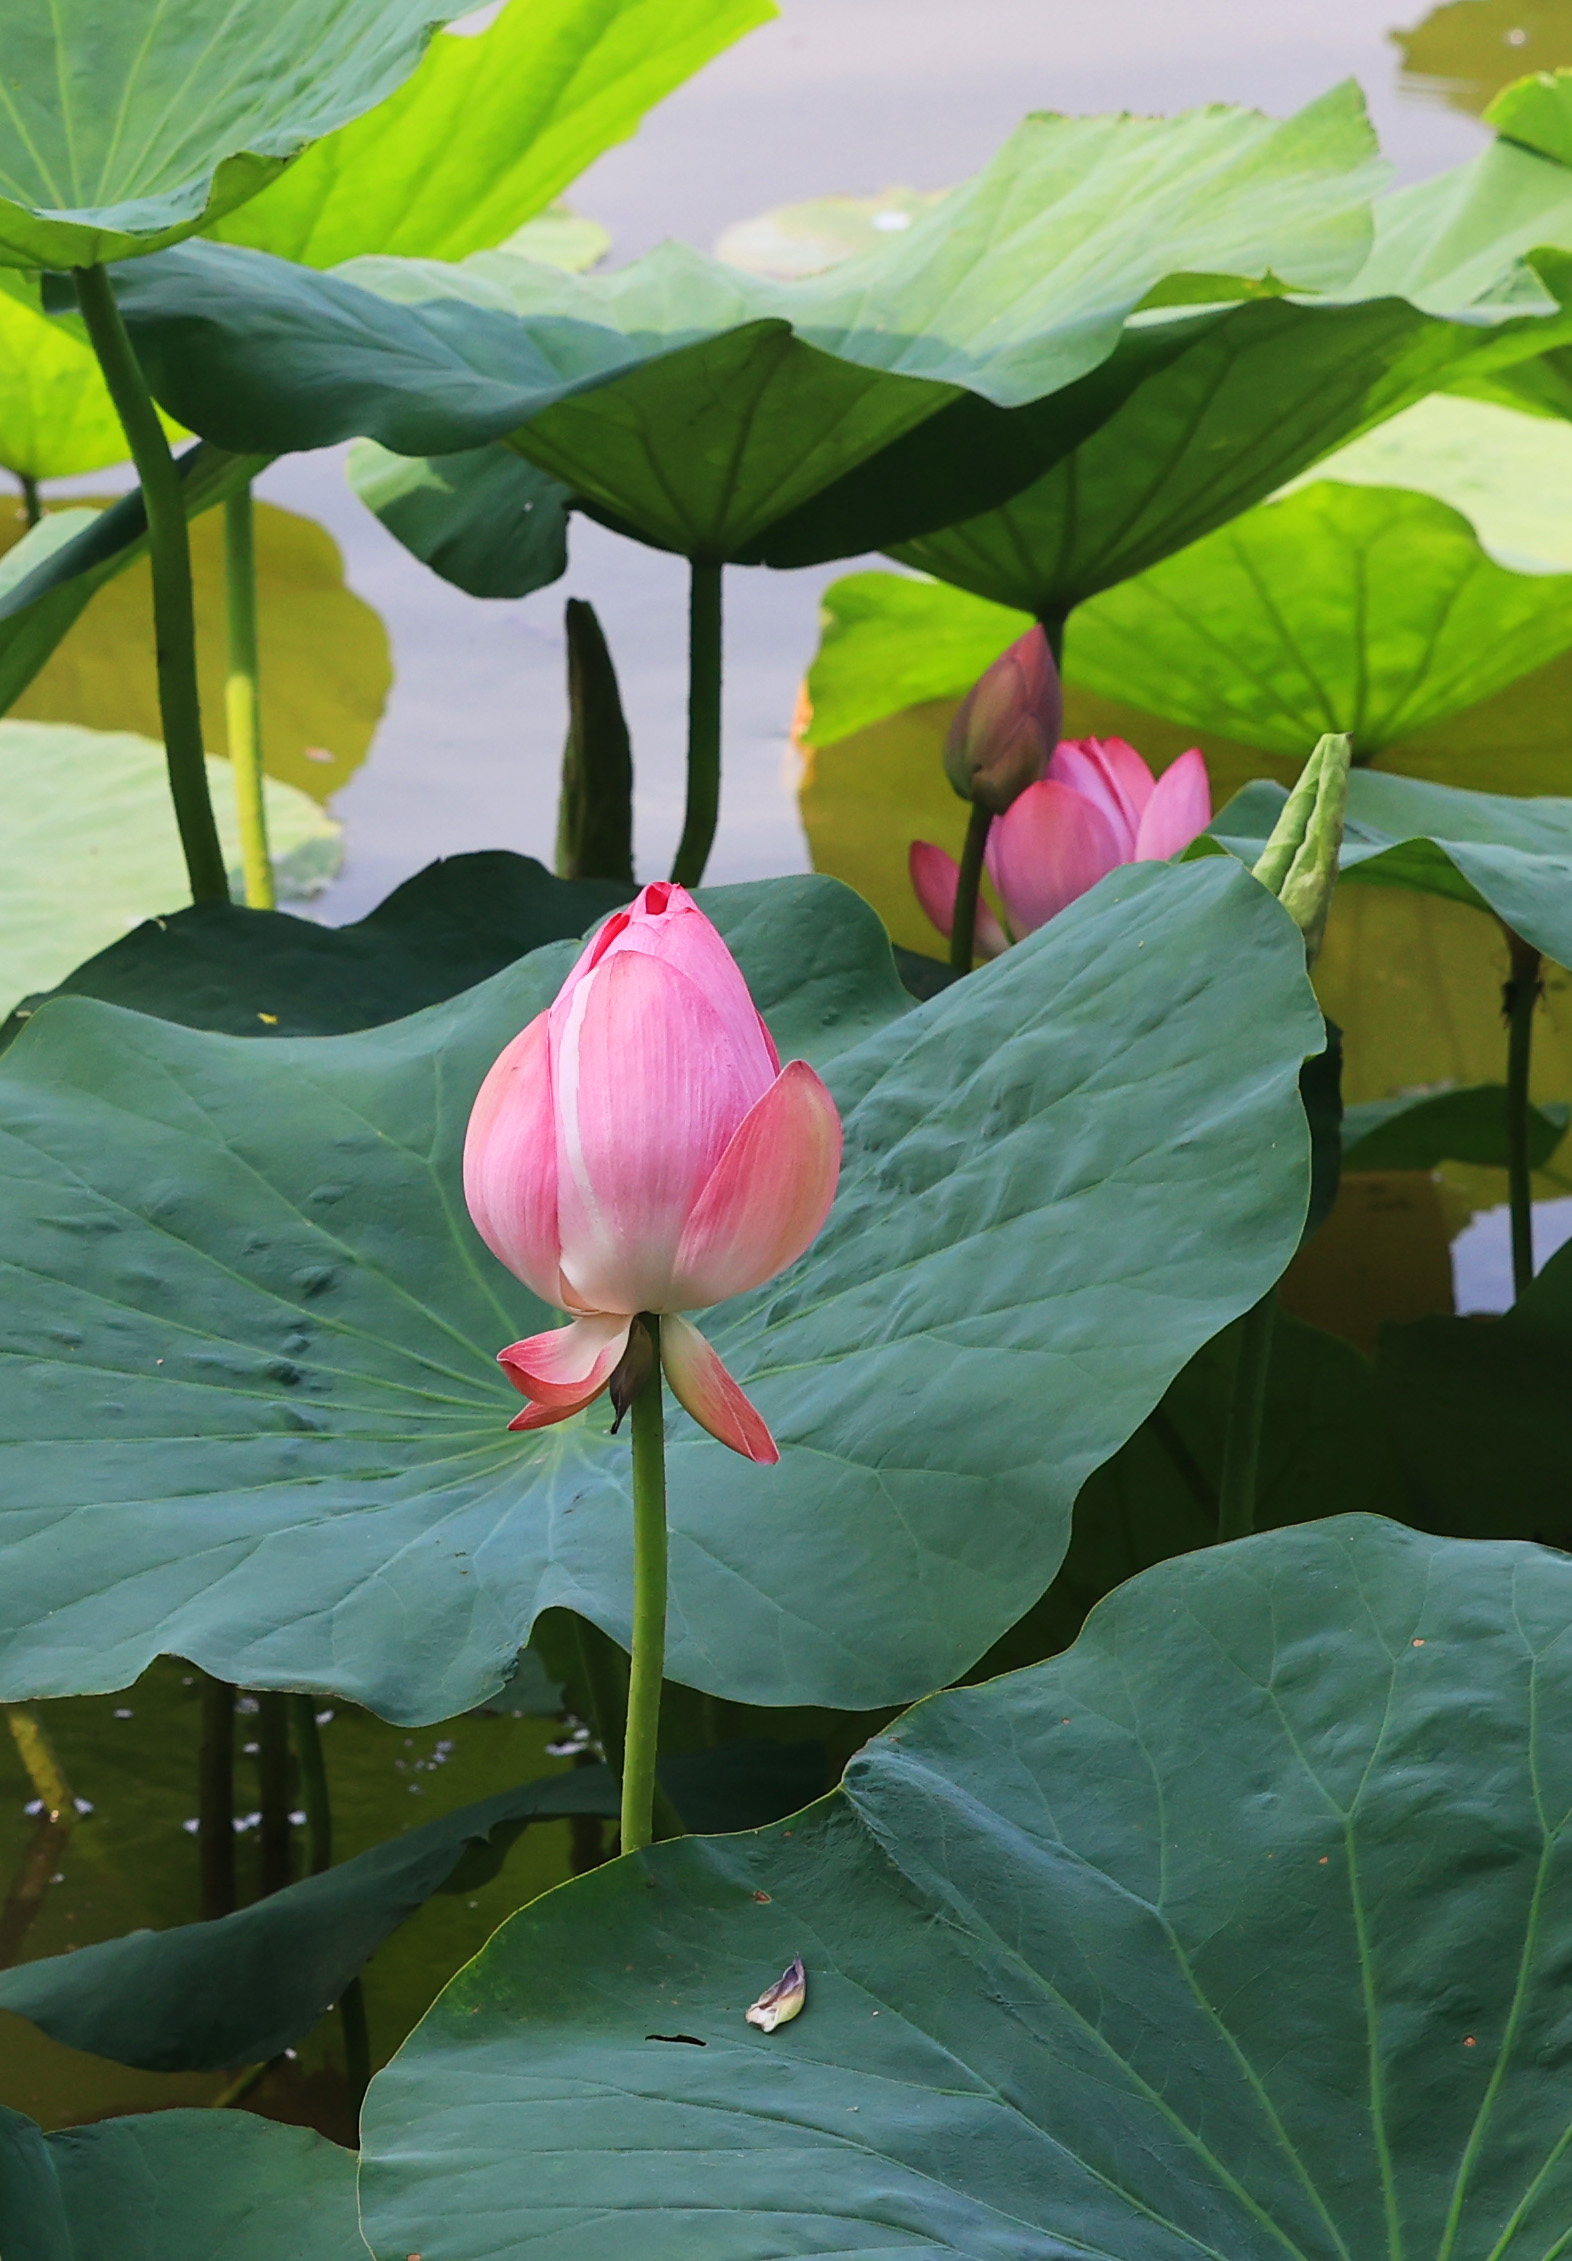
[1,498,388,803]
[112,88,1399,563]
[0,865,1317,1721]
[1486,59,1572,161]
[0,0,475,269]
[1067,481,1572,758]
[209,0,771,267]
[0,297,185,486]
[0,2107,358,2261]
[360,1517,1572,2261]
[0,720,341,1008]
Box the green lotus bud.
[1252,733,1352,966]
[942,627,1062,814]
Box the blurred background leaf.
[0,502,388,804]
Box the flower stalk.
[1503,926,1543,1302]
[224,484,275,909]
[672,561,723,887]
[622,1316,668,1857]
[73,264,229,905]
[948,803,994,973]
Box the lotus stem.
[949,802,994,974]
[288,1696,332,1873]
[1504,928,1543,1302]
[198,1673,237,1920]
[255,1691,294,1896]
[4,1704,74,1823]
[340,1973,372,2109]
[0,1814,72,1968]
[1215,1291,1276,1544]
[72,264,229,905]
[671,560,723,888]
[224,484,275,910]
[17,474,39,529]
[1039,612,1066,669]
[621,1313,668,1856]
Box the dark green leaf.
[1376,1236,1572,1546]
[0,864,1318,1719]
[0,1743,821,2071]
[362,1515,1572,2261]
[0,2105,357,2261]
[1,851,633,1043]
[1344,1082,1570,1167]
[345,441,571,600]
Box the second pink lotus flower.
[463,882,842,1464]
[912,736,1212,955]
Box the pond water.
[267,0,1502,921]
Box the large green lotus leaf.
[885,293,1572,617]
[1301,389,1572,568]
[0,0,477,269]
[0,445,269,733]
[1,2106,358,2261]
[0,1744,819,2072]
[714,186,951,281]
[1066,480,1572,757]
[1377,1238,1572,1546]
[361,1514,1572,2261]
[0,863,1318,1720]
[4,853,633,1044]
[3,498,389,803]
[109,89,1396,562]
[345,440,571,600]
[0,721,340,1008]
[209,0,772,268]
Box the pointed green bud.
[1251,733,1352,967]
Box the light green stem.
[1505,930,1542,1303]
[949,801,993,973]
[224,485,274,909]
[1215,1292,1276,1544]
[671,561,723,888]
[621,1315,668,1856]
[72,265,229,904]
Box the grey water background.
[258,0,1535,1304]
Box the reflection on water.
[1394,0,1572,114]
[1452,1197,1572,1310]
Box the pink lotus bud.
[463,883,842,1463]
[942,627,1062,815]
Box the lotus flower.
[942,625,1063,814]
[463,882,842,1464]
[912,736,1211,952]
